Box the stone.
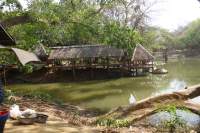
[147,109,200,132]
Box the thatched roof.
[0,46,40,66]
[48,45,125,60]
[11,48,41,66]
[0,24,15,46]
[131,44,154,61]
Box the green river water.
[8,58,200,111]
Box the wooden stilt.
[106,57,110,77]
[164,49,168,63]
[121,58,125,77]
[90,58,94,79]
[136,68,138,76]
[72,60,76,80]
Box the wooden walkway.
[47,62,154,79]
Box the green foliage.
[157,104,177,113]
[144,19,200,50]
[143,27,177,50]
[19,64,34,74]
[157,104,191,115]
[156,104,188,132]
[0,0,153,68]
[96,118,130,127]
[0,50,17,65]
[4,89,14,99]
[102,22,142,53]
[177,19,200,49]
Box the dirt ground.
[4,115,156,133]
[5,114,100,133]
[2,97,157,133]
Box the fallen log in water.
[124,84,200,114]
[102,84,200,122]
[175,84,200,98]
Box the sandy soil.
[5,114,100,133]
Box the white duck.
[129,94,136,105]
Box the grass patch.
[96,118,130,128]
[156,104,191,113]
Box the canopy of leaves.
[0,0,158,66]
[142,27,177,50]
[176,19,200,49]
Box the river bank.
[3,84,200,133]
[2,96,155,133]
[5,58,200,111]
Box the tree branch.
[0,13,33,28]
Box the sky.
[18,0,200,31]
[149,0,200,31]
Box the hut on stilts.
[0,22,155,79]
[130,44,154,76]
[46,44,155,78]
[47,45,126,79]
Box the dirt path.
[5,114,100,133]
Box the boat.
[152,68,168,74]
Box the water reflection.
[153,79,187,95]
[81,58,200,110]
[9,58,200,111]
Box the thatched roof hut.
[131,44,154,61]
[0,24,15,46]
[48,45,125,60]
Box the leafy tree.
[0,0,156,69]
[143,27,177,50]
[101,22,142,53]
[177,19,200,49]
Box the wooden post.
[164,49,168,63]
[128,60,130,72]
[121,58,125,77]
[90,58,94,79]
[106,57,110,77]
[72,59,76,80]
[136,68,138,76]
